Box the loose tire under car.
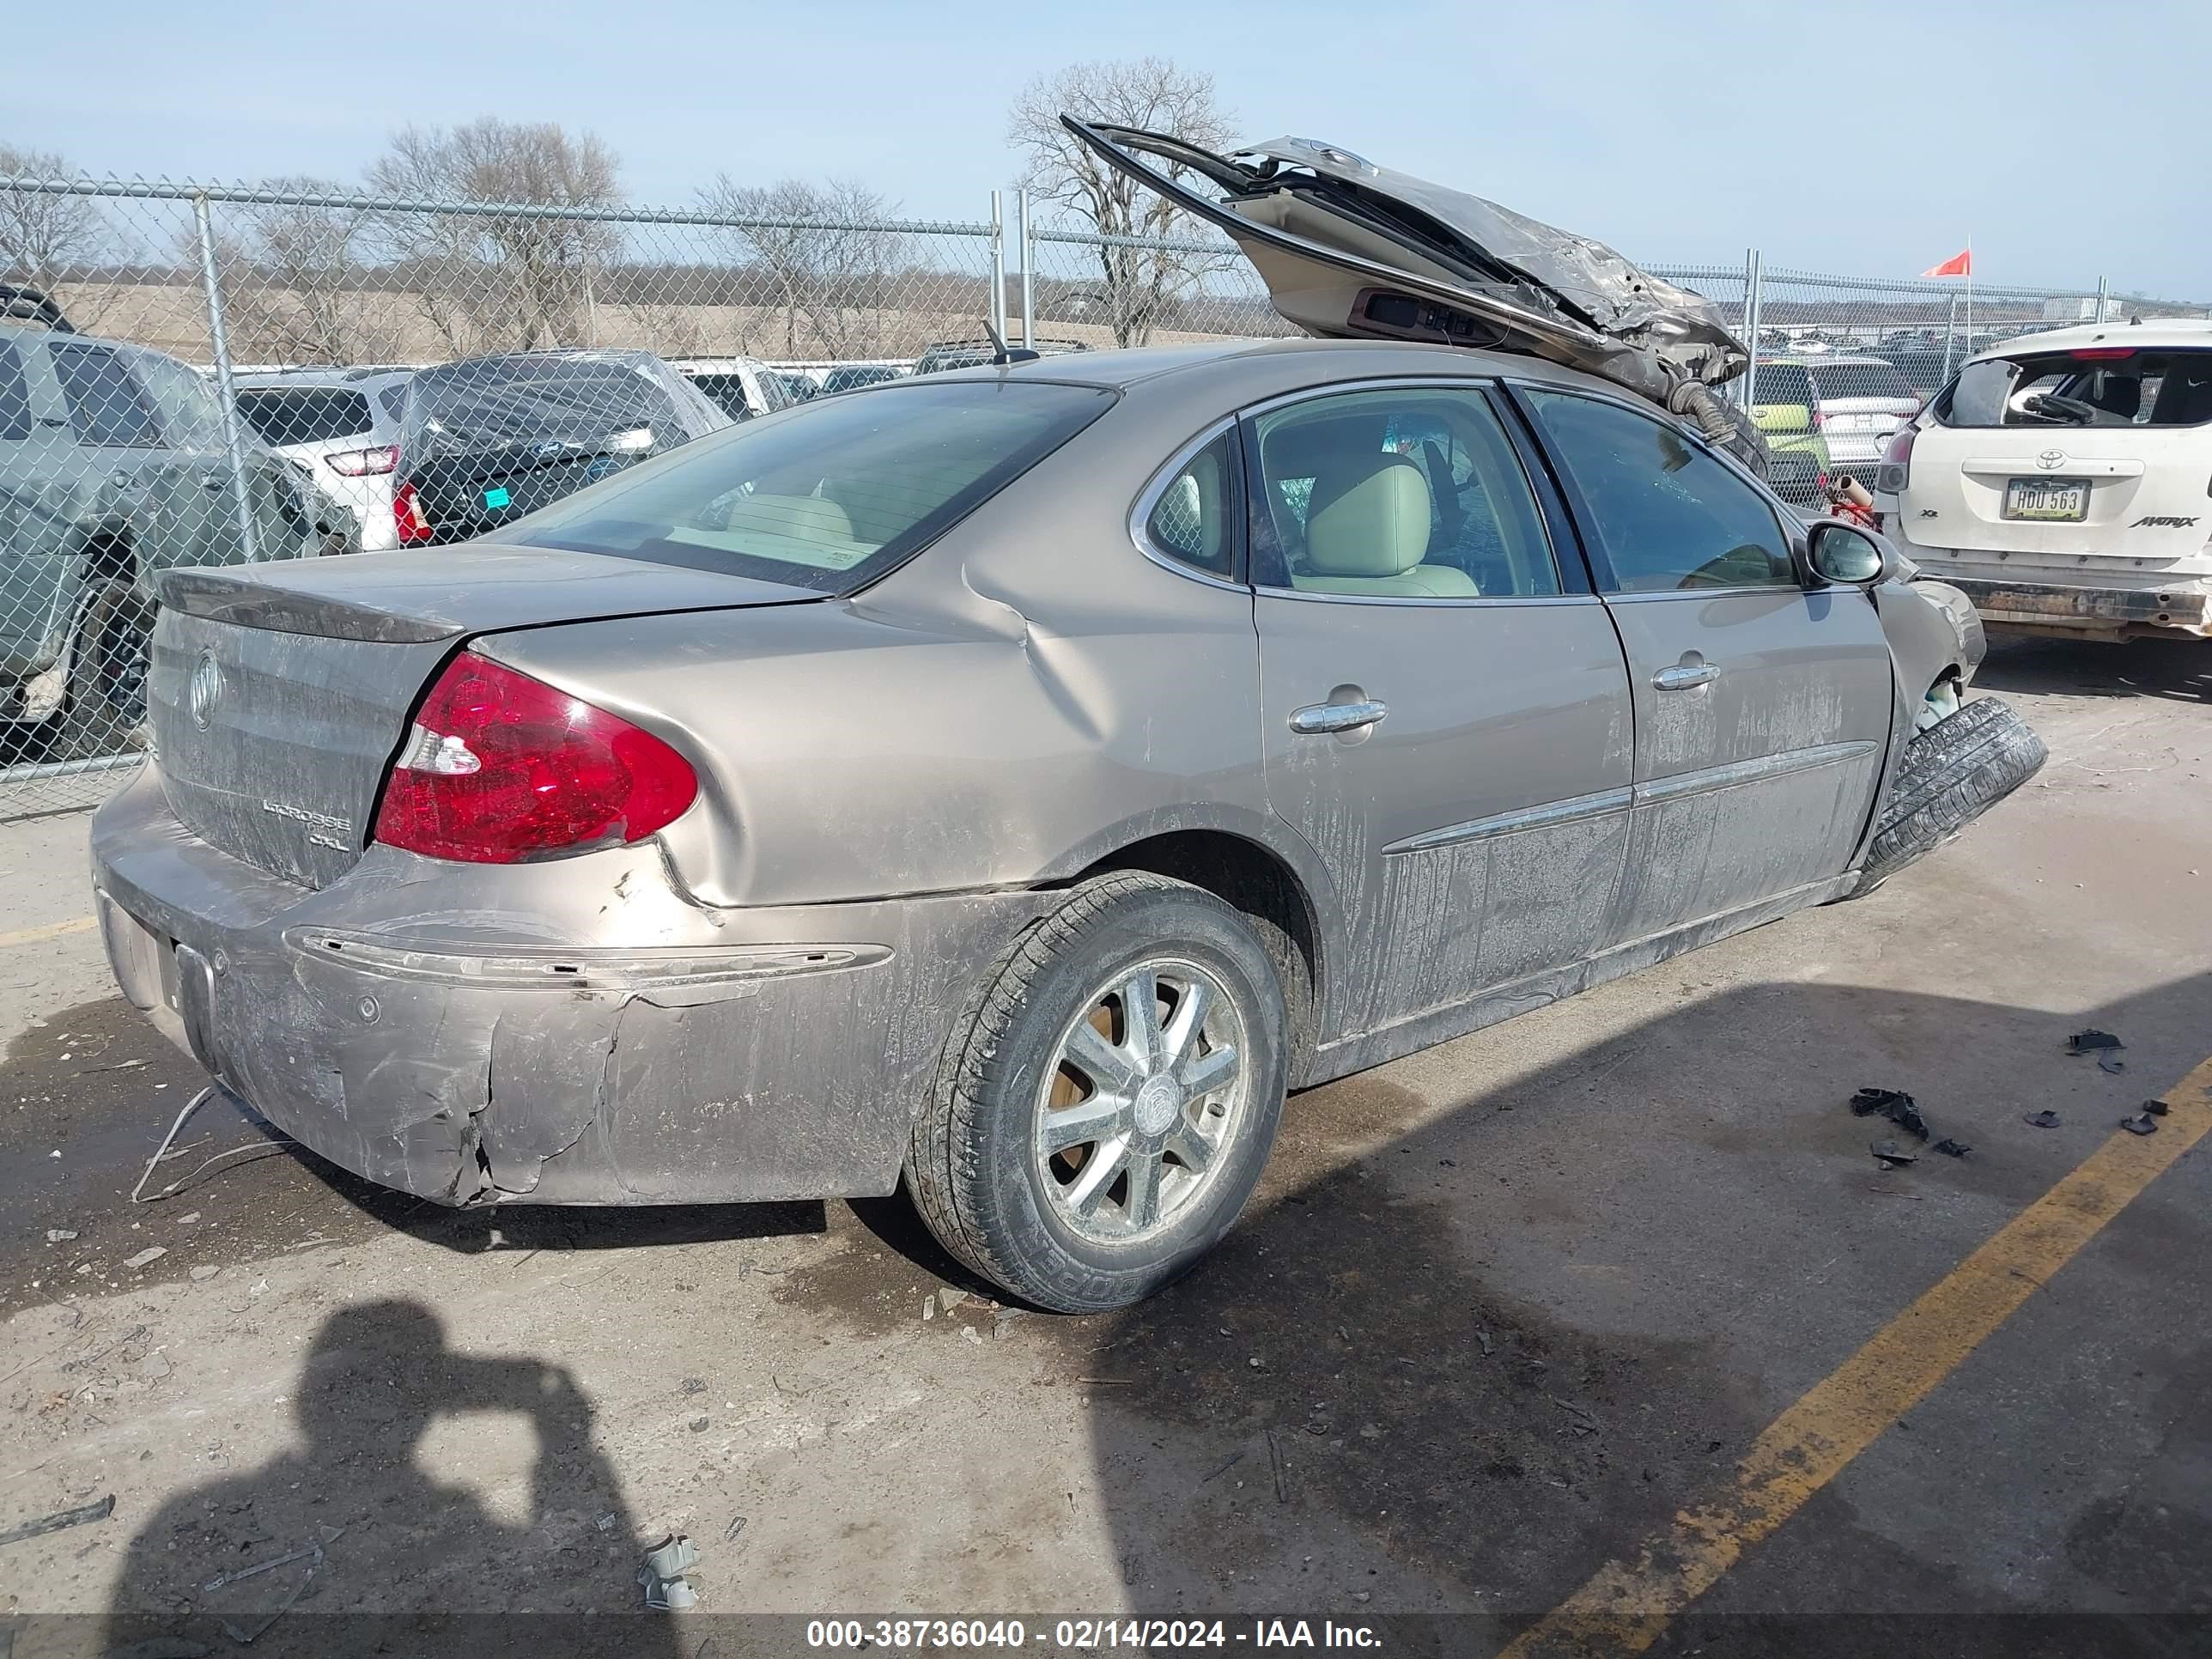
[1850,696,2048,896]
[907,871,1289,1314]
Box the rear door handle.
[1653,660,1720,691]
[1289,698,1389,735]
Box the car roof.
[668,356,768,374]
[234,368,413,392]
[1972,317,2212,359]
[1759,355,1892,368]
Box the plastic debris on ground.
[0,1492,114,1547]
[2066,1030,2124,1054]
[2119,1113,2160,1137]
[640,1533,700,1611]
[2024,1110,2063,1129]
[2142,1099,2171,1117]
[1851,1087,1929,1141]
[1931,1139,1972,1158]
[1869,1139,1919,1169]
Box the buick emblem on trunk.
[2036,449,2067,470]
[188,651,222,730]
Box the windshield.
[504,380,1115,592]
[1938,347,2212,428]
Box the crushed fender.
[1851,1086,1929,1141]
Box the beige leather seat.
[1291,452,1480,598]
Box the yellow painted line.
[0,915,96,950]
[1503,1054,2212,1659]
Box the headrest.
[1263,413,1388,483]
[1304,453,1432,578]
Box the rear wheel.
[57,577,155,760]
[908,872,1288,1313]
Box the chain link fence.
[3,173,2203,818]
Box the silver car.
[90,140,2044,1314]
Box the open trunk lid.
[149,548,820,889]
[1063,118,1761,466]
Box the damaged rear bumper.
[1915,570,2212,641]
[91,765,1042,1206]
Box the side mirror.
[1805,520,1894,587]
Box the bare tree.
[200,178,401,366]
[1007,58,1238,347]
[0,143,115,308]
[368,120,622,354]
[700,177,905,358]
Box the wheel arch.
[1064,823,1330,1085]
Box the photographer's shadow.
[101,1300,681,1657]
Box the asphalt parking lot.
[1,635,2207,1656]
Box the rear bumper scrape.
[92,765,1043,1206]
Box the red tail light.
[393,480,434,545]
[1812,409,1826,429]
[327,445,398,477]
[1875,425,1917,495]
[372,652,698,864]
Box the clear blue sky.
[8,0,2207,295]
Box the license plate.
[2002,477,2089,521]
[483,486,512,510]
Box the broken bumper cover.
[90,765,1042,1206]
[1920,572,2212,638]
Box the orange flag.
[1921,248,1972,278]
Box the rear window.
[507,380,1115,593]
[1938,348,2212,428]
[237,386,375,447]
[1747,364,1816,408]
[1810,363,1917,403]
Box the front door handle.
[1653,659,1720,691]
[1289,698,1389,735]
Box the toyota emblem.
[2036,449,2067,471]
[188,650,222,730]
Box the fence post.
[2094,275,2111,323]
[988,190,1008,344]
[1739,249,1762,410]
[1941,293,1959,380]
[1018,187,1035,348]
[191,193,259,565]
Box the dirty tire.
[51,577,154,762]
[1850,696,2046,896]
[908,872,1287,1315]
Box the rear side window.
[237,387,375,447]
[508,380,1115,592]
[1941,348,2212,428]
[0,343,31,440]
[52,341,160,447]
[1810,363,1917,403]
[1144,430,1238,578]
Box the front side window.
[1143,430,1237,578]
[1523,390,1796,594]
[129,352,231,451]
[1247,385,1559,599]
[52,341,161,448]
[507,380,1115,593]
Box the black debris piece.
[2142,1098,2171,1117]
[1870,1138,1919,1169]
[2119,1113,2159,1137]
[1932,1139,1972,1158]
[0,1492,114,1547]
[2023,1110,2063,1129]
[2067,1030,2124,1054]
[1851,1087,1930,1141]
